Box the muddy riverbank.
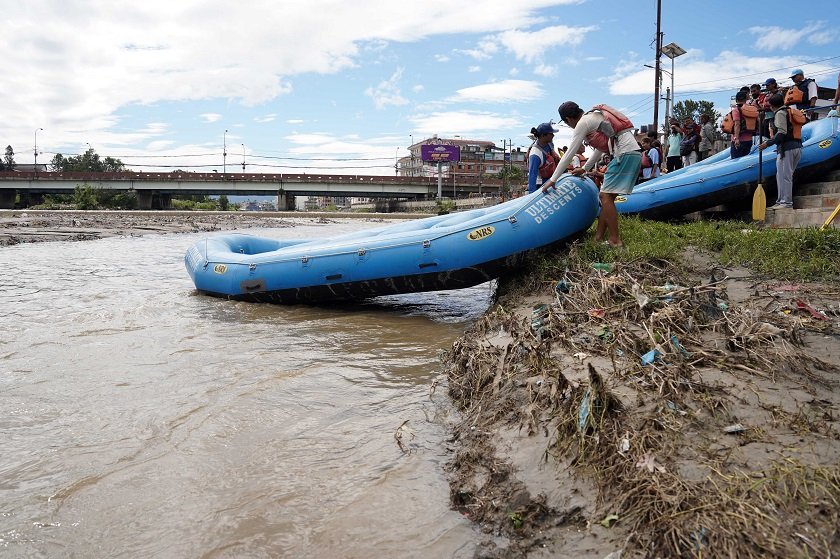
[0,210,427,246]
[442,245,840,558]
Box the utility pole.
[653,0,662,135]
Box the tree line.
[0,146,126,172]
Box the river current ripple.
[0,219,493,558]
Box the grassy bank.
[560,217,840,281]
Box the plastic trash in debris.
[592,262,613,273]
[666,400,688,416]
[723,423,746,434]
[670,335,690,357]
[596,326,615,342]
[588,308,606,319]
[531,305,551,338]
[555,279,571,294]
[600,514,620,528]
[577,388,592,433]
[641,349,662,366]
[794,298,828,321]
[632,283,650,309]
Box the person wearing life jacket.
[543,101,642,249]
[758,93,804,210]
[567,144,587,171]
[727,91,756,159]
[526,122,560,194]
[787,69,818,120]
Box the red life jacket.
[567,153,587,171]
[584,104,634,153]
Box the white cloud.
[255,114,277,123]
[286,119,305,125]
[410,111,523,137]
[748,22,837,51]
[200,113,222,123]
[468,66,481,73]
[608,50,837,96]
[495,25,598,64]
[365,67,409,109]
[450,80,544,103]
[435,54,451,63]
[533,64,557,77]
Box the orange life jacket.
[721,104,759,135]
[584,104,634,153]
[779,106,806,141]
[567,153,587,171]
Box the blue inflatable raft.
[617,115,840,218]
[185,175,600,304]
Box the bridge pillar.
[159,193,172,210]
[0,189,15,209]
[277,192,296,211]
[136,190,153,210]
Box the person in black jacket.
[759,94,802,209]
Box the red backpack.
[584,104,635,153]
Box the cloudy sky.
[3,0,838,174]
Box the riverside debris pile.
[444,246,839,559]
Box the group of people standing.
[523,69,838,246]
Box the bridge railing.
[0,170,504,186]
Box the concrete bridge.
[0,171,503,209]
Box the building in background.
[400,136,527,186]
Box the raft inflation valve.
[358,248,367,256]
[508,215,518,224]
[301,256,309,264]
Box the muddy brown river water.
[0,220,494,558]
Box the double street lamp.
[660,42,686,121]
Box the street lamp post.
[660,42,686,121]
[241,143,245,172]
[223,130,228,176]
[34,128,43,176]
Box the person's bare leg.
[599,192,622,246]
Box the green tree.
[73,184,98,209]
[497,165,524,197]
[4,145,15,170]
[672,99,722,127]
[217,194,230,211]
[49,148,125,172]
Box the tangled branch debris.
[444,245,840,558]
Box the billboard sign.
[420,144,461,163]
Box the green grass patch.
[572,216,840,282]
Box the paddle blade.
[752,183,766,222]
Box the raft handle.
[249,263,256,271]
[325,274,342,281]
[508,215,518,224]
[422,240,431,248]
[419,262,438,269]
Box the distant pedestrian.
[698,114,715,161]
[526,122,560,194]
[759,93,803,209]
[638,137,661,182]
[680,117,700,166]
[666,119,683,172]
[543,101,641,248]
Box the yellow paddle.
[822,202,840,230]
[752,114,766,222]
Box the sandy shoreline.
[0,209,429,246]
